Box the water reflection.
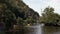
[43,26,60,34]
[24,24,60,34]
[24,24,43,34]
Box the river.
[24,24,60,34]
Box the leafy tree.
[40,7,60,25]
[0,0,39,32]
[16,17,24,26]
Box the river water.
[24,24,60,34]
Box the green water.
[24,25,60,34]
[42,26,60,34]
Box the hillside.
[0,0,39,31]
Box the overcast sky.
[23,0,60,15]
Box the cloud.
[39,0,60,14]
[23,0,60,15]
[49,0,60,13]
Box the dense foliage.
[0,0,39,31]
[39,7,60,26]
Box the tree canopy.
[0,0,39,31]
[39,7,60,26]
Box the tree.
[16,17,24,26]
[0,0,39,33]
[40,7,60,25]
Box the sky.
[23,0,60,16]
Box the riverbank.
[45,23,60,27]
